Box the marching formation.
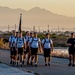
[9,31,53,67]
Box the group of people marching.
[9,31,53,67]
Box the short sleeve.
[15,38,18,43]
[29,38,32,43]
[50,39,53,44]
[24,38,26,43]
[38,38,41,43]
[9,36,11,42]
[42,39,45,44]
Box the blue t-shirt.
[29,38,40,48]
[25,36,30,42]
[16,37,26,48]
[9,36,16,47]
[42,38,53,49]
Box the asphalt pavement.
[0,49,75,75]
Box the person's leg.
[22,53,26,65]
[68,49,73,66]
[20,48,24,66]
[24,54,26,61]
[12,48,16,66]
[15,50,19,66]
[31,55,34,66]
[27,51,31,65]
[45,57,47,66]
[72,48,75,66]
[19,54,22,65]
[48,49,51,66]
[22,54,24,64]
[16,54,19,66]
[11,49,15,66]
[44,49,47,66]
[35,55,38,67]
[19,54,23,66]
[25,46,30,65]
[12,55,17,66]
[18,48,22,66]
[74,54,75,65]
[48,57,51,66]
[12,55,14,65]
[15,55,17,66]
[10,48,13,64]
[72,53,75,66]
[34,48,38,67]
[10,55,13,64]
[15,49,19,66]
[68,54,72,66]
[30,48,35,65]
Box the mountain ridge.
[0,6,75,31]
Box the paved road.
[0,49,75,75]
[0,63,34,75]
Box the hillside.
[0,6,75,31]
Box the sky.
[0,0,75,17]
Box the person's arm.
[51,43,53,52]
[9,37,12,48]
[28,38,32,50]
[38,38,42,52]
[67,39,72,46]
[9,42,11,48]
[9,37,11,48]
[50,39,53,52]
[41,39,44,52]
[67,43,72,46]
[15,38,18,53]
[24,38,26,51]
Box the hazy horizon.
[0,0,75,17]
[0,6,75,32]
[0,0,75,31]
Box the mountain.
[0,6,75,31]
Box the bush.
[51,33,57,38]
[0,38,4,48]
[0,38,9,50]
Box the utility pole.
[73,27,75,32]
[62,27,64,32]
[15,24,16,31]
[48,25,49,33]
[58,25,59,32]
[33,26,35,32]
[38,26,40,32]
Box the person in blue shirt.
[27,32,34,65]
[28,32,34,65]
[9,30,16,65]
[16,32,26,66]
[29,32,41,67]
[42,33,53,66]
[24,31,30,65]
